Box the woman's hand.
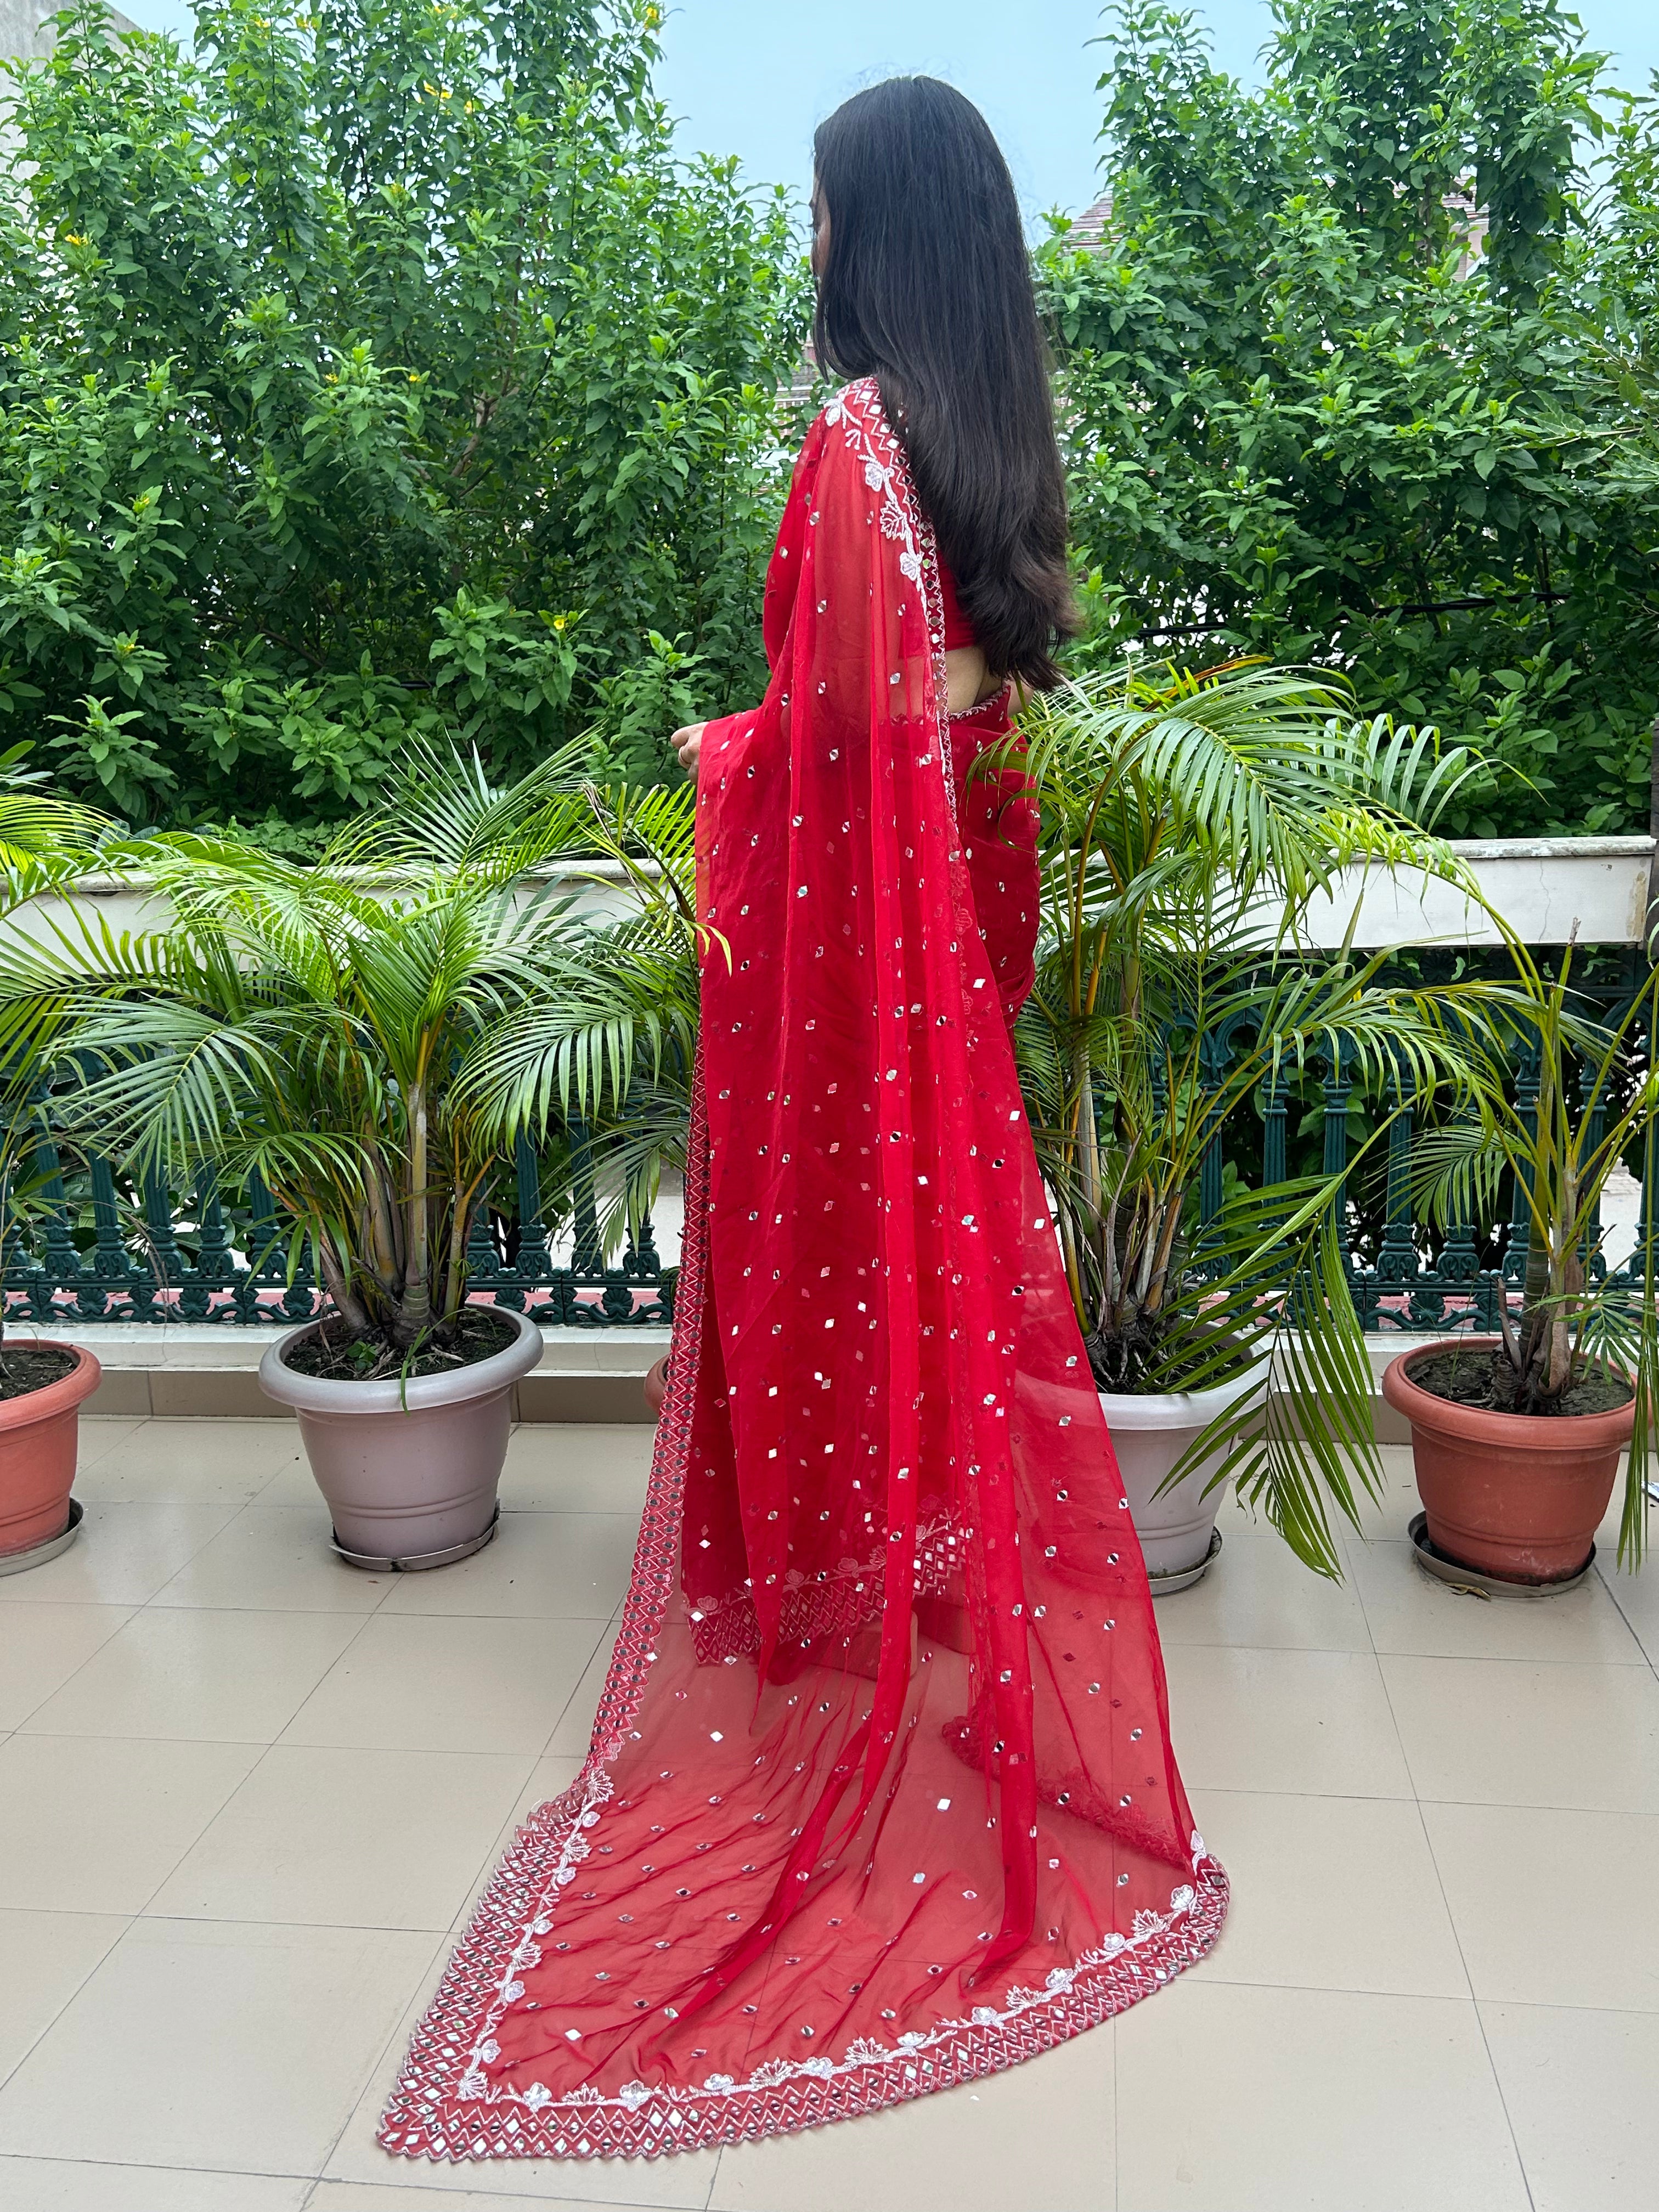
[673,720,707,778]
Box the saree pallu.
[381,378,1225,2165]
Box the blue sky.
[120,0,1659,226]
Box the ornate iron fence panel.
[1,1126,674,1330]
[4,956,1652,1335]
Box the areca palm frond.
[0,744,115,913]
[330,737,597,881]
[1012,656,1498,1578]
[0,757,699,1356]
[1013,660,1483,920]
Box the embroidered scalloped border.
[380,1840,1227,2162]
[377,1041,716,2163]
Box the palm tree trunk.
[395,1082,432,1347]
[317,1235,372,1338]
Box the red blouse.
[937,558,977,649]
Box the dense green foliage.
[0,0,807,839]
[1039,0,1659,836]
[8,0,1658,839]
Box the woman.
[382,76,1225,2168]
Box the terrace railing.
[2,838,1651,1334]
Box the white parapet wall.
[16,838,1653,952]
[1298,837,1653,949]
[5,1317,671,1423]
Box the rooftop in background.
[0,0,134,57]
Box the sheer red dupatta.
[379,381,1225,2167]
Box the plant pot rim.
[1381,1334,1637,1450]
[257,1305,543,1418]
[1097,1357,1265,1426]
[0,1340,103,1430]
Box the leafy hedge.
[5,0,1657,839]
[0,0,808,839]
[1039,0,1659,836]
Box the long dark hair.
[812,77,1076,689]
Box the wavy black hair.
[812,76,1076,689]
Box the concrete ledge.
[9,1320,1419,1438]
[9,1318,1415,1442]
[6,1321,669,1424]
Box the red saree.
[380,378,1226,2165]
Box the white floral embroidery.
[443,1860,1207,2132]
[834,381,926,587]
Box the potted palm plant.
[0,1126,104,1568]
[1383,935,1657,1584]
[1011,662,1487,1583]
[0,746,698,1569]
[0,747,109,1571]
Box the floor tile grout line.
[1180,1780,1659,1819]
[0,2145,687,2209]
[535,1615,627,1761]
[1373,1643,1538,2212]
[0,1909,133,2102]
[308,1927,449,2198]
[145,1488,401,1621]
[132,1907,482,1937]
[1164,1628,1652,1664]
[0,2147,321,2187]
[1592,1558,1659,1684]
[54,1599,389,1925]
[1203,1583,1659,1673]
[65,1434,138,1481]
[1,1599,140,1736]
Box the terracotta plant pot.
[1100,1362,1264,1586]
[0,1341,103,1564]
[644,1356,669,1419]
[1381,1335,1634,1584]
[258,1308,544,1568]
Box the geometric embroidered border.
[378,1818,1228,2161]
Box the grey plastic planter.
[1102,1363,1263,1587]
[258,1308,543,1568]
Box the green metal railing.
[3,990,1651,1336]
[1,1124,674,1330]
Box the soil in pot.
[282,1306,519,1384]
[1408,1346,1632,1419]
[0,1345,78,1400]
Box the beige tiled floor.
[1,1421,1656,2209]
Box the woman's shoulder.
[811,377,914,506]
[816,375,893,456]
